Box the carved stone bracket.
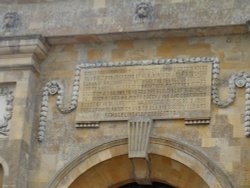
[128,117,152,158]
[128,117,152,185]
[38,57,250,142]
[0,85,14,137]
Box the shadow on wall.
[120,182,175,188]
[0,164,3,188]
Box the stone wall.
[26,33,250,187]
[0,1,249,187]
[0,0,249,38]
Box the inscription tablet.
[76,63,211,122]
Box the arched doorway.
[0,164,3,188]
[69,154,208,188]
[47,137,233,188]
[120,182,175,188]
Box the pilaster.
[0,35,49,188]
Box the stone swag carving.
[0,87,14,136]
[1,12,20,34]
[38,57,250,142]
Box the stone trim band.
[38,57,250,142]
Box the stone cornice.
[0,35,49,72]
[47,25,249,45]
[0,35,49,61]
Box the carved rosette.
[0,86,14,137]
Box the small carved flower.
[47,82,59,95]
[234,76,247,88]
[49,86,58,95]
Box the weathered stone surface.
[0,0,249,39]
[0,4,249,186]
[23,34,250,188]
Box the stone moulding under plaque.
[0,84,15,137]
[75,122,99,128]
[185,119,210,125]
[38,57,250,142]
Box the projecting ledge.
[0,35,49,72]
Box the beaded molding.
[38,57,250,141]
[185,119,210,125]
[0,87,14,137]
[75,123,99,128]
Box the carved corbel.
[128,117,152,185]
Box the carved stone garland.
[0,87,14,136]
[38,57,250,141]
[38,66,81,142]
[211,62,250,136]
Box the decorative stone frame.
[38,57,250,141]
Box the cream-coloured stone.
[202,138,217,147]
[94,0,106,9]
[228,113,244,138]
[1,33,250,187]
[220,146,241,163]
[97,149,112,162]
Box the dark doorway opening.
[120,182,175,188]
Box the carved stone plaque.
[76,63,212,122]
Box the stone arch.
[69,154,209,188]
[47,137,233,188]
